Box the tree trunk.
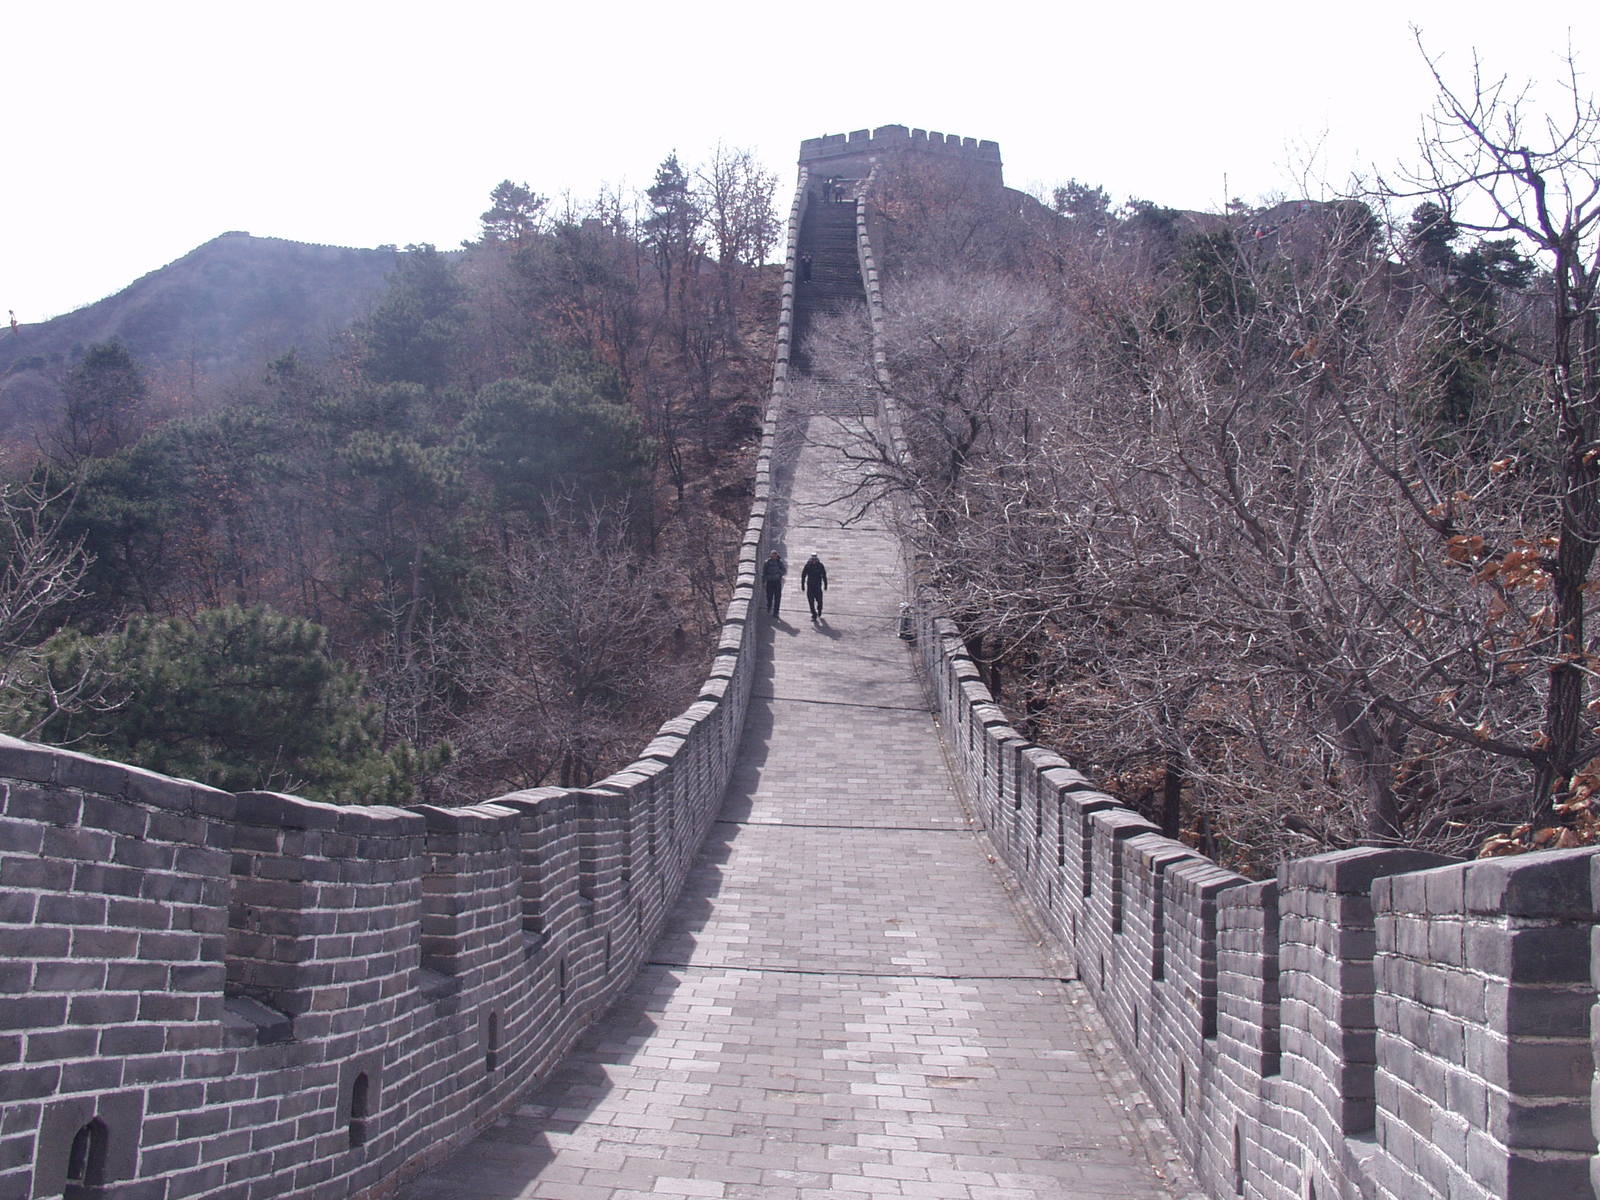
[1160,748,1184,839]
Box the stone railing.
[0,176,813,1200]
[850,178,1600,1200]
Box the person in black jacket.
[800,552,827,620]
[762,550,786,617]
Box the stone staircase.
[794,193,874,417]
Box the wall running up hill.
[9,146,1599,1200]
[850,165,1600,1200]
[0,180,817,1200]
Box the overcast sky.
[5,0,1594,323]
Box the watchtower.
[797,124,1004,201]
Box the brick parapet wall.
[2,628,745,1200]
[0,172,812,1200]
[1368,848,1599,1199]
[851,175,1600,1200]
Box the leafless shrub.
[0,480,102,739]
[433,502,699,794]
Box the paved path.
[397,410,1190,1200]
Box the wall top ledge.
[1278,846,1458,893]
[1166,855,1250,894]
[1472,843,1600,915]
[641,735,687,761]
[599,764,665,788]
[969,701,1008,726]
[1062,788,1120,814]
[1039,764,1097,793]
[410,802,520,833]
[484,786,566,812]
[1217,878,1280,908]
[658,713,704,737]
[1371,844,1600,917]
[1021,746,1073,771]
[234,790,423,835]
[1092,808,1161,838]
[799,125,1003,163]
[1126,830,1205,868]
[1,735,234,820]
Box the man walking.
[801,552,827,620]
[762,550,787,617]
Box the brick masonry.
[798,123,1003,188]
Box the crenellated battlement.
[799,124,1003,186]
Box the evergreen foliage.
[463,373,651,519]
[56,341,147,466]
[358,245,466,389]
[479,180,549,246]
[29,606,436,803]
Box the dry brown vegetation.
[838,56,1600,874]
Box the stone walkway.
[396,413,1190,1200]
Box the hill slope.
[1,232,398,450]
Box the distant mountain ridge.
[0,232,399,452]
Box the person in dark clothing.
[800,552,827,620]
[799,251,813,282]
[762,550,786,617]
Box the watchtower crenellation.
[798,123,1003,188]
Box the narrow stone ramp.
[792,197,875,419]
[395,408,1189,1199]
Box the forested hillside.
[845,69,1600,874]
[0,148,780,805]
[0,233,399,460]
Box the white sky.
[5,0,1595,322]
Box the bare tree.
[1369,42,1600,824]
[541,189,655,399]
[845,49,1600,864]
[881,273,1071,492]
[697,144,780,349]
[870,190,1562,864]
[50,342,148,470]
[867,153,1022,287]
[440,503,698,792]
[0,480,99,738]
